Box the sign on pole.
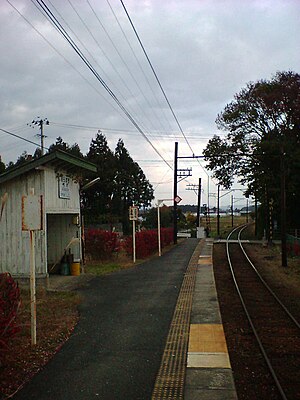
[129,206,138,221]
[129,206,138,263]
[22,189,43,346]
[174,195,182,204]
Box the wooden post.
[30,230,37,345]
[217,185,220,236]
[22,187,42,346]
[133,219,136,263]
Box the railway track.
[224,225,300,400]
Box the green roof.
[0,150,97,184]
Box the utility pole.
[29,118,49,155]
[173,142,178,244]
[186,178,202,228]
[197,178,202,229]
[231,194,234,228]
[280,148,287,267]
[255,196,258,237]
[217,185,220,236]
[173,142,192,244]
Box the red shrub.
[293,242,300,257]
[0,273,21,362]
[84,229,120,260]
[123,228,173,259]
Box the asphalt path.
[13,238,199,400]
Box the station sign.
[129,206,138,221]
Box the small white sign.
[174,195,182,204]
[129,206,138,221]
[59,175,71,199]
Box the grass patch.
[85,241,179,276]
[201,215,254,239]
[86,263,125,275]
[85,250,135,275]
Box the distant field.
[200,215,254,239]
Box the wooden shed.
[0,151,97,278]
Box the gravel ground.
[213,242,300,400]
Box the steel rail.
[237,226,300,329]
[226,225,288,400]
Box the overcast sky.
[1,0,299,208]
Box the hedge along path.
[0,273,21,365]
[151,240,203,399]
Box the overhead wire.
[119,0,213,190]
[32,0,173,169]
[86,0,171,138]
[65,0,150,135]
[46,0,136,121]
[0,127,48,151]
[105,0,174,134]
[50,121,212,139]
[119,0,193,154]
[6,0,128,125]
[7,0,204,198]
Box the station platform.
[184,238,238,399]
[152,238,238,399]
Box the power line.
[86,0,170,137]
[106,0,174,133]
[7,0,127,124]
[49,121,212,139]
[46,0,132,116]
[32,0,173,170]
[119,0,212,189]
[119,0,193,154]
[0,127,48,151]
[65,0,149,134]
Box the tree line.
[1,132,154,234]
[203,71,300,239]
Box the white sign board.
[22,195,43,231]
[59,175,71,199]
[129,206,138,221]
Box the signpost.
[22,188,43,346]
[129,206,138,263]
[157,199,173,257]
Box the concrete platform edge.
[184,238,238,400]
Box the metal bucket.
[71,262,80,276]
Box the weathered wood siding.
[0,169,46,276]
[0,167,82,277]
[44,169,80,213]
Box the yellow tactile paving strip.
[188,324,228,352]
[151,242,204,400]
[187,324,231,368]
[198,256,212,265]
